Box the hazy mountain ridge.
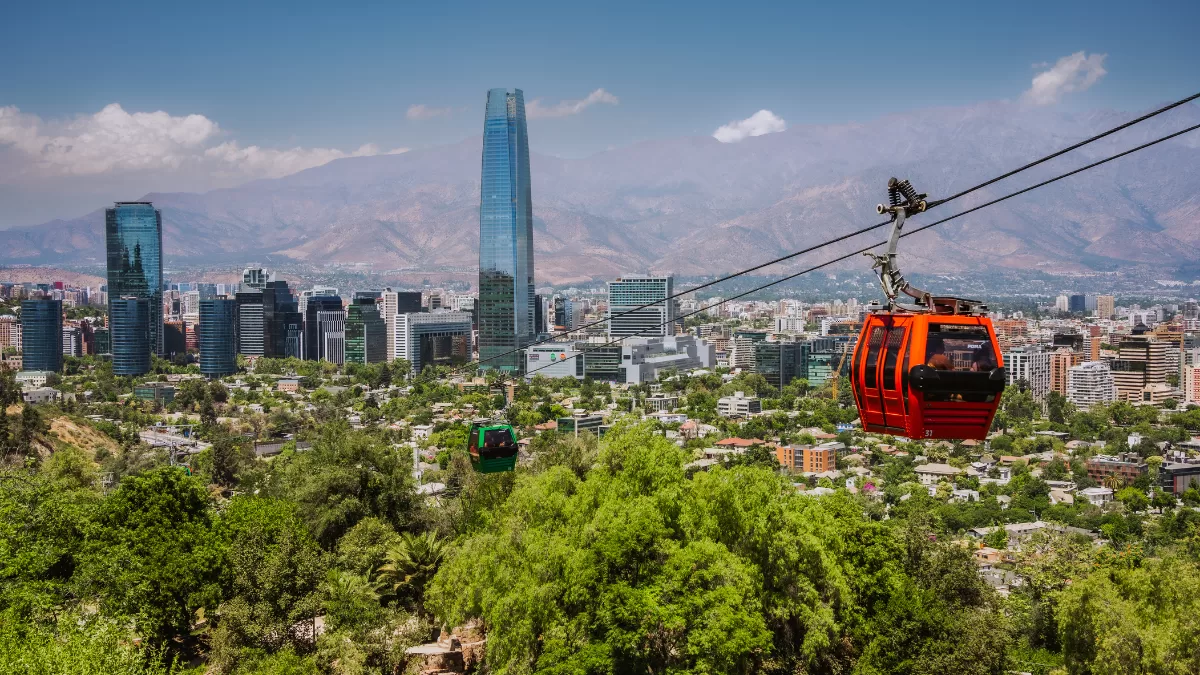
[5,101,1199,283]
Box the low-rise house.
[717,391,761,418]
[915,463,963,486]
[1078,486,1114,506]
[277,379,300,393]
[22,386,60,405]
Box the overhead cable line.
[523,121,1200,379]
[454,90,1200,376]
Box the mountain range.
[4,101,1199,285]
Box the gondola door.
[857,320,889,432]
[879,317,911,434]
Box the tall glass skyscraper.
[105,202,163,356]
[20,299,63,372]
[478,88,535,372]
[199,298,237,377]
[110,296,151,376]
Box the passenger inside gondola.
[926,338,952,370]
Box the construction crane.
[831,341,851,403]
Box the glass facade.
[478,88,535,372]
[262,281,303,358]
[305,296,344,361]
[345,301,386,364]
[110,296,151,375]
[200,298,237,377]
[20,299,63,372]
[105,202,163,356]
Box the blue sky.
[1,0,1197,226]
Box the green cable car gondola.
[467,421,519,473]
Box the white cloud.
[525,88,619,119]
[1022,51,1107,106]
[0,103,406,179]
[712,110,787,143]
[406,104,456,121]
[204,142,408,178]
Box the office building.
[754,341,801,391]
[316,310,346,365]
[105,202,163,356]
[242,267,272,289]
[298,287,338,316]
[1110,336,1170,401]
[345,299,386,365]
[110,296,151,375]
[304,295,344,361]
[1067,361,1117,408]
[1004,345,1052,400]
[393,311,473,374]
[20,299,62,372]
[235,291,265,357]
[718,391,761,418]
[62,326,83,358]
[1068,294,1087,313]
[381,289,424,361]
[93,328,111,356]
[551,295,574,331]
[774,316,807,332]
[524,335,713,383]
[199,298,237,377]
[478,88,536,371]
[262,280,303,358]
[606,275,675,339]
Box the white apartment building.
[774,316,806,332]
[1004,345,1052,400]
[1067,361,1118,408]
[718,391,761,418]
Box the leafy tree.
[0,612,176,675]
[74,468,223,653]
[208,496,325,670]
[333,517,400,575]
[267,423,420,547]
[1116,486,1148,513]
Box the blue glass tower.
[105,202,164,357]
[20,299,63,372]
[478,88,535,372]
[199,298,237,377]
[110,296,151,376]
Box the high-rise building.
[93,328,111,356]
[242,267,272,289]
[552,295,573,331]
[62,326,83,358]
[1111,336,1170,401]
[393,311,474,374]
[20,299,62,372]
[163,321,187,357]
[105,202,163,356]
[606,275,676,339]
[298,287,338,316]
[1003,345,1052,400]
[380,290,423,361]
[316,310,346,364]
[235,291,265,357]
[0,315,21,350]
[1049,347,1082,396]
[1068,294,1087,313]
[478,88,535,371]
[304,296,344,361]
[110,296,151,376]
[345,300,386,365]
[262,281,303,358]
[1096,295,1115,320]
[1068,361,1117,408]
[199,298,237,378]
[1183,363,1200,405]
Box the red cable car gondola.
[850,178,1006,440]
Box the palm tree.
[322,569,380,631]
[1102,473,1125,491]
[374,531,448,617]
